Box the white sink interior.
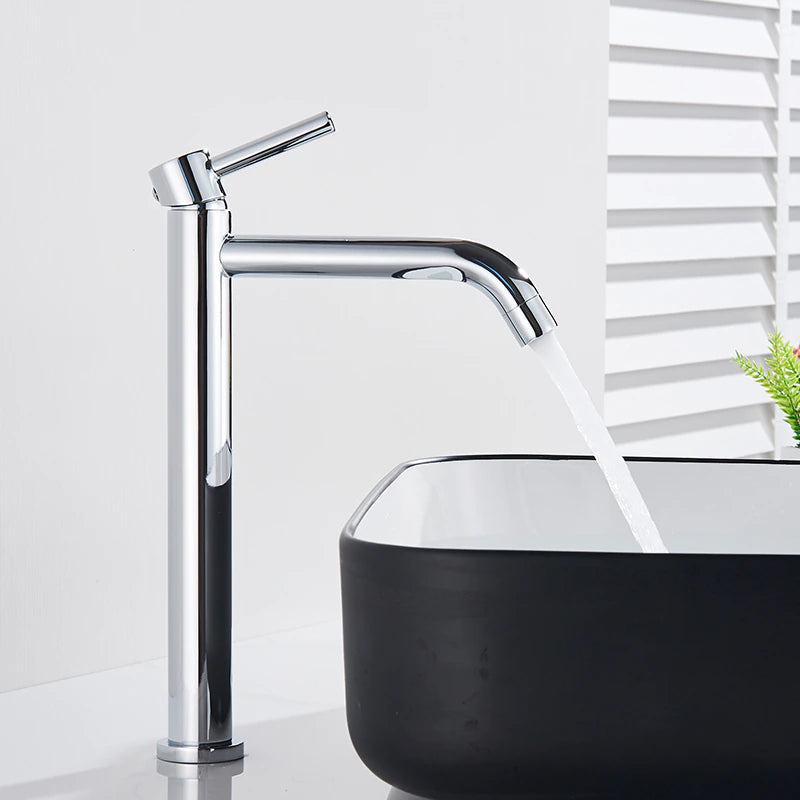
[348,456,800,555]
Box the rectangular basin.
[339,455,800,798]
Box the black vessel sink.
[339,455,800,798]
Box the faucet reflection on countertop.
[158,760,243,800]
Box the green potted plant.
[735,330,800,454]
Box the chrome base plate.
[157,738,245,764]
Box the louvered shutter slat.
[784,269,800,301]
[700,0,778,7]
[606,0,781,458]
[610,6,778,58]
[608,171,774,209]
[606,320,769,374]
[607,273,774,318]
[609,118,776,158]
[787,221,800,253]
[618,421,773,459]
[605,373,770,426]
[607,221,775,264]
[787,121,800,153]
[610,62,775,108]
[788,75,800,107]
[785,172,800,205]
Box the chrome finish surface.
[166,200,234,754]
[150,111,557,763]
[157,739,245,765]
[150,151,225,208]
[221,238,557,344]
[149,111,332,208]
[211,111,334,176]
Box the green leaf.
[735,331,800,444]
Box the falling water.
[529,333,668,554]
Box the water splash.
[529,333,668,554]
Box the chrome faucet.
[149,112,557,764]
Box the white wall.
[0,0,609,691]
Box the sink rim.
[342,452,800,552]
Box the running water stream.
[529,333,668,554]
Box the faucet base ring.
[157,738,244,764]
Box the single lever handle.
[210,111,335,177]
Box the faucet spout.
[220,238,557,345]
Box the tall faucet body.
[149,113,556,764]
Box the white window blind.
[606,0,800,458]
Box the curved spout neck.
[220,237,557,345]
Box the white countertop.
[0,622,418,799]
[2,620,785,799]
